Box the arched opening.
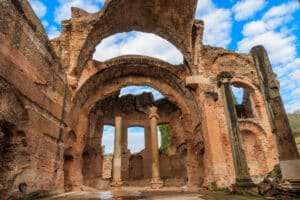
[230,85,256,119]
[101,125,115,155]
[65,0,197,78]
[93,31,184,65]
[69,60,202,189]
[101,125,115,181]
[73,78,199,187]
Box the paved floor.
[42,187,263,200]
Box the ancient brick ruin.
[0,0,299,199]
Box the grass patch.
[212,190,264,200]
[229,195,264,200]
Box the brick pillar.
[251,46,300,195]
[218,72,254,189]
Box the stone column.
[218,72,254,189]
[143,125,152,179]
[121,124,129,181]
[251,46,300,195]
[111,116,122,187]
[149,106,163,189]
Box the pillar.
[144,125,152,179]
[149,106,163,189]
[111,116,122,187]
[251,46,300,195]
[218,72,255,189]
[121,124,129,181]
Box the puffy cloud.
[28,0,47,18]
[238,2,299,64]
[263,1,299,30]
[242,21,267,37]
[93,31,184,65]
[233,0,266,21]
[263,2,299,20]
[48,26,61,39]
[238,31,296,64]
[120,86,164,100]
[196,0,232,48]
[238,1,300,112]
[54,0,105,23]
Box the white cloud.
[238,31,296,64]
[28,0,47,18]
[238,1,300,112]
[42,20,49,28]
[242,21,267,37]
[48,26,61,39]
[196,0,232,48]
[263,2,299,30]
[233,0,266,21]
[54,0,105,23]
[238,2,299,64]
[93,31,184,64]
[120,86,164,100]
[263,2,299,21]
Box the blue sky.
[28,0,300,113]
[102,125,161,154]
[27,0,300,152]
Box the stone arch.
[230,77,272,133]
[58,0,198,78]
[212,54,253,69]
[69,62,203,188]
[238,119,267,137]
[77,55,187,91]
[72,57,199,124]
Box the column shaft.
[112,116,122,186]
[218,73,254,188]
[149,107,163,189]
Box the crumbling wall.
[0,0,67,198]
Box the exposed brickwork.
[1,0,298,198]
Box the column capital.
[217,71,233,87]
[148,106,159,119]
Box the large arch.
[55,0,198,79]
[67,60,203,189]
[77,55,187,91]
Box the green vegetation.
[209,190,264,200]
[230,86,239,105]
[229,196,264,200]
[159,124,171,154]
[287,109,300,137]
[287,110,300,151]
